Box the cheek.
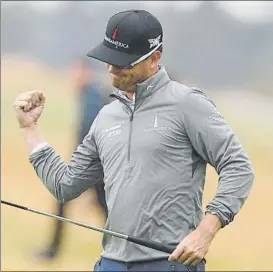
[112,70,140,86]
[129,69,142,81]
[119,72,134,83]
[126,72,136,81]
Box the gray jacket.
[29,65,254,262]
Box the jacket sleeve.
[29,116,103,204]
[182,89,254,227]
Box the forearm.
[182,89,254,228]
[20,124,75,202]
[30,146,68,202]
[29,132,102,203]
[206,154,254,227]
[196,212,222,238]
[21,124,47,155]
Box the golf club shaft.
[1,200,176,254]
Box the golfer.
[13,9,254,272]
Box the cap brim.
[87,42,141,67]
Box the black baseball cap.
[87,9,163,68]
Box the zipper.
[110,94,134,162]
[128,113,134,162]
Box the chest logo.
[144,116,171,132]
[102,124,122,138]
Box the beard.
[111,72,149,91]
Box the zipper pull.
[130,114,134,121]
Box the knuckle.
[183,246,190,252]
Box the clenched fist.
[13,90,46,128]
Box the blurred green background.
[1,1,273,271]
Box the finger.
[14,100,29,111]
[33,90,45,107]
[16,99,35,112]
[29,91,38,107]
[28,91,40,107]
[177,250,191,263]
[38,91,46,105]
[190,258,202,267]
[168,247,185,262]
[182,254,197,266]
[16,91,44,108]
[16,97,35,112]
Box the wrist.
[20,122,37,130]
[20,123,46,155]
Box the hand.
[168,228,214,266]
[13,90,46,128]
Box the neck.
[126,91,135,100]
[125,66,159,100]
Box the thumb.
[14,100,29,111]
[31,104,44,116]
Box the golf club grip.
[1,200,28,210]
[127,236,176,254]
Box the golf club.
[1,200,176,254]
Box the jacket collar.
[111,65,171,103]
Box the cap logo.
[148,35,161,48]
[112,27,118,40]
[104,35,129,49]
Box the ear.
[150,51,161,68]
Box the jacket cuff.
[30,142,50,156]
[205,206,234,228]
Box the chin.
[111,79,121,88]
[111,81,121,90]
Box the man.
[35,59,108,260]
[13,9,254,272]
[71,58,108,219]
